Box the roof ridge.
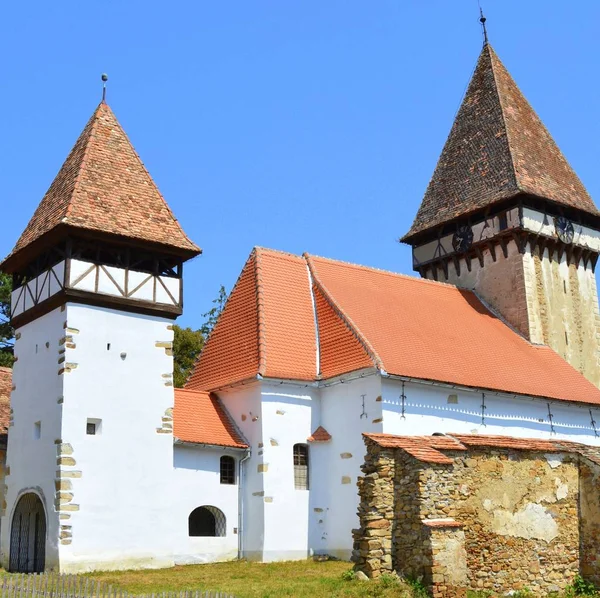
[65,103,101,221]
[253,246,305,260]
[254,248,268,377]
[305,253,383,371]
[211,393,250,448]
[100,103,196,248]
[306,252,465,290]
[486,46,519,193]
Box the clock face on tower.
[452,225,474,253]
[554,216,574,244]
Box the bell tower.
[0,99,200,571]
[402,43,600,388]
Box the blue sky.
[2,2,600,328]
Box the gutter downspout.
[237,448,251,560]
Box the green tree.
[172,325,204,387]
[0,273,14,368]
[200,284,227,337]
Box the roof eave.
[173,438,249,451]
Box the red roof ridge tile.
[305,254,382,371]
[254,248,268,377]
[305,252,465,291]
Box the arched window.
[293,443,309,490]
[188,506,226,537]
[220,456,235,484]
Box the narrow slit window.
[293,443,309,490]
[33,421,41,440]
[220,456,235,485]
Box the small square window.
[86,418,102,435]
[220,456,236,484]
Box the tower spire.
[479,4,488,45]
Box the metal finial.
[479,6,489,45]
[101,73,108,102]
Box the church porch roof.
[173,388,248,449]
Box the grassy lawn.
[88,560,414,598]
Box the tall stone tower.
[402,43,600,388]
[0,101,200,571]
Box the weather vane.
[101,73,108,102]
[478,3,489,45]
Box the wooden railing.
[0,574,235,598]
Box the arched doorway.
[9,493,46,572]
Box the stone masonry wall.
[580,459,600,587]
[352,444,394,578]
[354,438,591,596]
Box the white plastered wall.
[218,383,264,560]
[172,445,239,564]
[381,377,600,445]
[55,304,177,571]
[316,374,383,560]
[0,306,67,570]
[257,382,320,562]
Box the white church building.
[3,41,600,573]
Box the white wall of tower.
[1,306,67,569]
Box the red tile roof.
[0,367,12,447]
[307,426,332,443]
[173,388,248,449]
[365,433,600,465]
[3,102,199,270]
[186,248,317,390]
[187,247,600,407]
[403,44,598,242]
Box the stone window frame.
[220,455,236,485]
[293,443,310,490]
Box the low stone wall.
[352,433,600,596]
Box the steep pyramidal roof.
[4,101,199,268]
[186,247,600,406]
[403,44,599,242]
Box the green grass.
[86,560,412,598]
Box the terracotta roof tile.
[307,426,332,442]
[312,284,374,379]
[309,254,600,405]
[403,44,598,242]
[0,367,12,447]
[365,432,600,465]
[187,248,317,391]
[173,388,248,449]
[187,248,600,405]
[3,102,199,269]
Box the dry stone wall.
[353,435,600,597]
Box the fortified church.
[2,37,600,581]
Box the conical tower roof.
[402,44,599,243]
[3,102,199,271]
